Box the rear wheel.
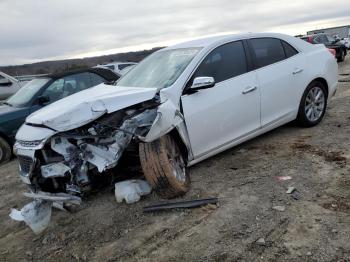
[337,49,345,62]
[139,134,190,199]
[296,81,327,127]
[0,137,11,165]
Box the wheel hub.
[305,86,325,122]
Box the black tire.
[337,49,345,62]
[0,137,11,165]
[139,134,190,199]
[296,81,327,127]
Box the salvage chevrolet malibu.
[13,33,337,227]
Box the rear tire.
[296,81,327,127]
[337,49,345,62]
[0,137,11,165]
[139,134,190,199]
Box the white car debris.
[12,33,337,233]
[115,180,152,204]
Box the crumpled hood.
[26,84,158,132]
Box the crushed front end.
[12,100,159,233]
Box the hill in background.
[0,47,163,76]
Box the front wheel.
[139,134,190,199]
[296,81,327,127]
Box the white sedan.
[14,33,337,206]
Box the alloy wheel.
[305,86,325,122]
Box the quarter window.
[250,38,286,68]
[193,41,247,83]
[281,41,298,58]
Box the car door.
[181,40,260,158]
[248,38,305,126]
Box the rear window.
[250,38,286,68]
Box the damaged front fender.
[141,100,184,142]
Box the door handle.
[292,68,303,74]
[242,86,257,94]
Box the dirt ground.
[1,57,350,262]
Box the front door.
[181,41,260,158]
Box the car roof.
[164,32,303,50]
[44,67,120,82]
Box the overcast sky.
[0,0,349,66]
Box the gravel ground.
[1,57,350,262]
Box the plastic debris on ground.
[9,200,52,234]
[286,186,295,194]
[115,179,152,204]
[276,176,292,181]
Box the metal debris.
[143,197,218,212]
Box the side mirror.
[37,95,50,105]
[188,77,215,93]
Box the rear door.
[181,40,260,158]
[248,37,305,126]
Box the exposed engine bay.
[15,99,159,197]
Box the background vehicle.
[301,33,347,62]
[340,37,350,49]
[0,67,119,164]
[0,71,26,100]
[95,62,137,75]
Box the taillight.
[307,36,313,43]
[328,48,336,57]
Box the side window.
[41,79,65,102]
[90,73,106,86]
[250,38,286,68]
[281,41,298,58]
[193,41,247,83]
[118,64,133,70]
[42,72,92,103]
[315,35,327,43]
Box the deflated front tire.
[139,134,190,199]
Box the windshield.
[7,78,50,107]
[117,48,201,89]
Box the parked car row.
[300,33,347,62]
